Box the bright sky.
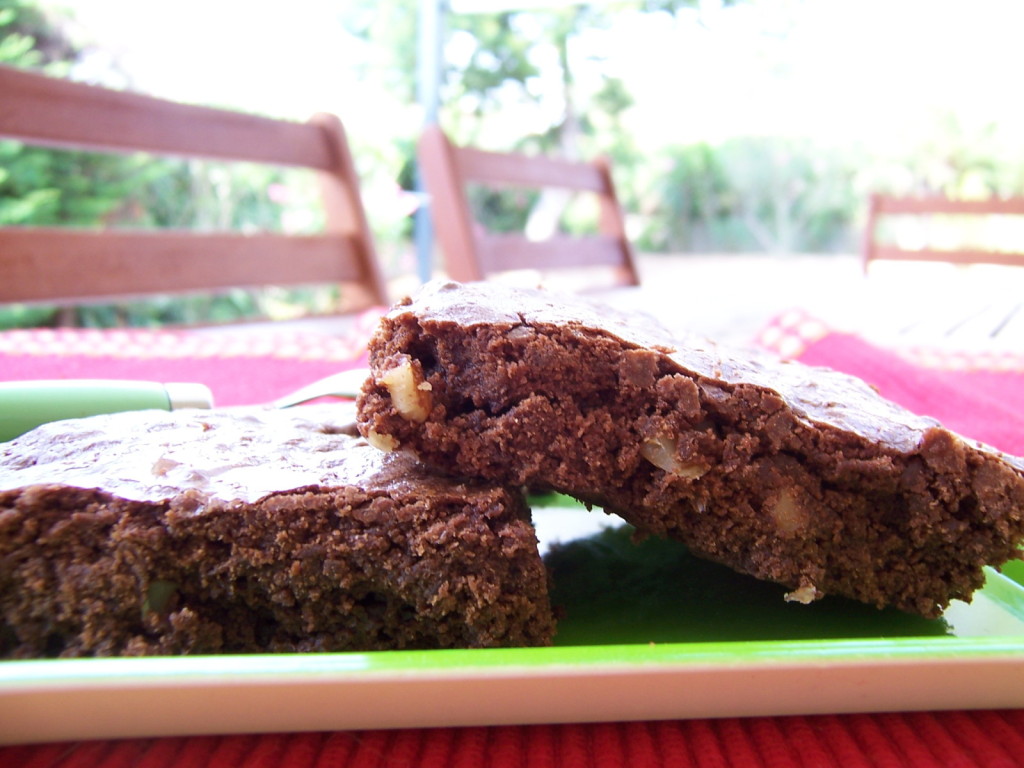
[59,0,414,137]
[47,0,1024,154]
[603,0,1024,150]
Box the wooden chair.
[863,194,1024,272]
[417,123,640,289]
[0,65,388,324]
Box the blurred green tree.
[0,0,140,230]
[0,0,321,327]
[637,138,861,254]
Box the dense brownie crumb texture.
[358,280,1024,618]
[0,405,555,658]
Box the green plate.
[2,508,1023,745]
[1000,557,1024,586]
[548,525,955,645]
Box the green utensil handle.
[0,380,213,442]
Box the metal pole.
[415,0,444,283]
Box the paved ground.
[627,253,1024,352]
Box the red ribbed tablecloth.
[2,314,1023,767]
[4,713,1024,768]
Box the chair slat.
[0,66,333,168]
[0,229,367,303]
[481,234,630,273]
[457,145,607,191]
[871,245,1024,268]
[874,197,1024,216]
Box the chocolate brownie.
[357,281,1024,617]
[0,405,554,658]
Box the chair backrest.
[0,65,388,319]
[863,193,1024,272]
[417,123,639,288]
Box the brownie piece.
[0,404,554,658]
[357,281,1024,617]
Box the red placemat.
[0,310,384,407]
[757,309,1024,456]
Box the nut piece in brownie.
[357,280,1024,617]
[0,405,554,658]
